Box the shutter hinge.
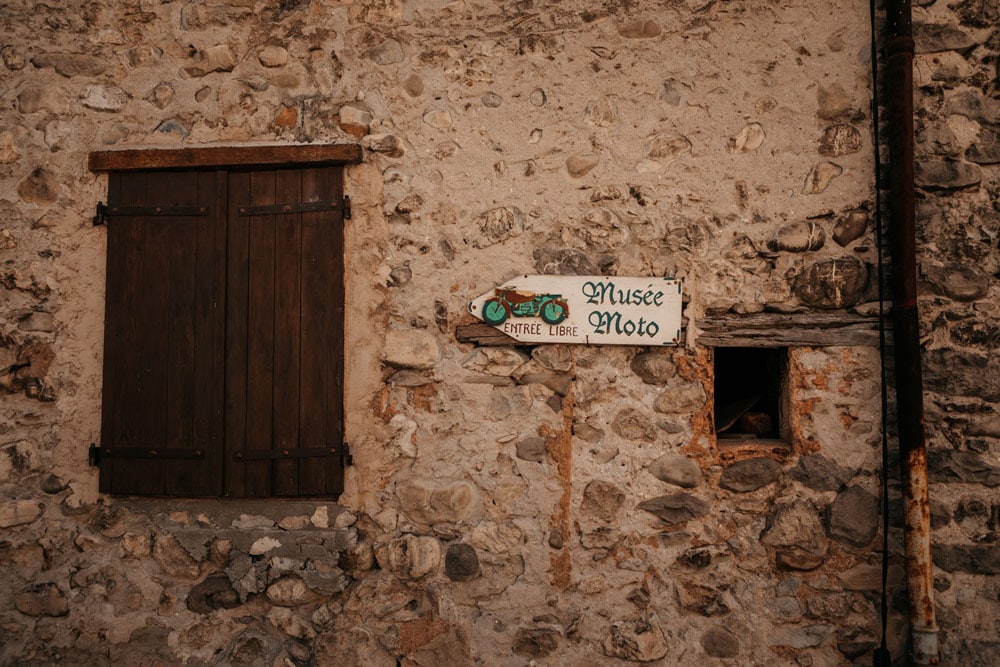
[343,195,352,220]
[93,202,108,227]
[342,442,353,466]
[88,443,101,466]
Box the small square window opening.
[713,347,789,442]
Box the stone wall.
[910,0,1000,663]
[0,0,997,664]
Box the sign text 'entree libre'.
[468,275,683,346]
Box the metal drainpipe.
[883,0,939,663]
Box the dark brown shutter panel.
[297,166,345,496]
[101,165,344,497]
[225,166,345,497]
[100,170,225,495]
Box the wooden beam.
[697,312,882,347]
[458,313,881,348]
[455,323,524,347]
[89,144,363,172]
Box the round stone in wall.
[365,39,405,65]
[362,133,405,157]
[383,329,440,370]
[258,45,289,68]
[0,132,19,164]
[618,20,662,38]
[514,628,558,658]
[533,247,600,275]
[915,158,981,191]
[1,45,26,70]
[653,381,706,414]
[728,122,765,153]
[515,436,547,463]
[444,543,480,581]
[481,91,502,107]
[637,493,710,525]
[932,265,989,302]
[376,535,442,580]
[768,221,826,252]
[602,618,668,661]
[648,454,702,488]
[819,124,862,156]
[469,206,525,248]
[802,161,843,194]
[792,454,853,492]
[401,73,424,97]
[548,530,564,549]
[17,168,59,204]
[793,256,868,309]
[701,625,740,658]
[187,574,241,614]
[833,210,868,246]
[630,350,676,384]
[825,486,878,547]
[40,474,67,494]
[580,479,626,522]
[719,458,781,492]
[423,108,453,129]
[14,582,68,617]
[81,84,129,112]
[966,128,1000,165]
[0,500,45,528]
[566,153,599,178]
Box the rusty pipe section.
[883,0,939,663]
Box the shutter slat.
[329,166,346,495]
[224,172,251,497]
[163,172,199,495]
[136,172,173,495]
[112,171,155,495]
[298,166,345,495]
[245,170,277,497]
[273,169,303,496]
[297,167,328,496]
[99,172,125,493]
[206,171,228,495]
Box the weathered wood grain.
[455,322,523,347]
[697,312,883,347]
[457,313,883,347]
[89,144,362,172]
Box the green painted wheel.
[482,298,509,325]
[540,300,567,325]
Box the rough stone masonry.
[1,0,999,665]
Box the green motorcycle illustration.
[479,287,569,326]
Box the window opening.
[713,347,788,441]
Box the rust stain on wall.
[674,347,714,461]
[410,383,437,412]
[788,348,818,455]
[398,614,449,654]
[542,352,575,590]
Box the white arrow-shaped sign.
[468,275,683,346]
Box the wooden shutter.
[100,165,345,497]
[224,166,345,497]
[99,170,226,495]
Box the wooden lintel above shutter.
[88,144,362,173]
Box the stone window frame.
[713,345,792,443]
[698,312,880,463]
